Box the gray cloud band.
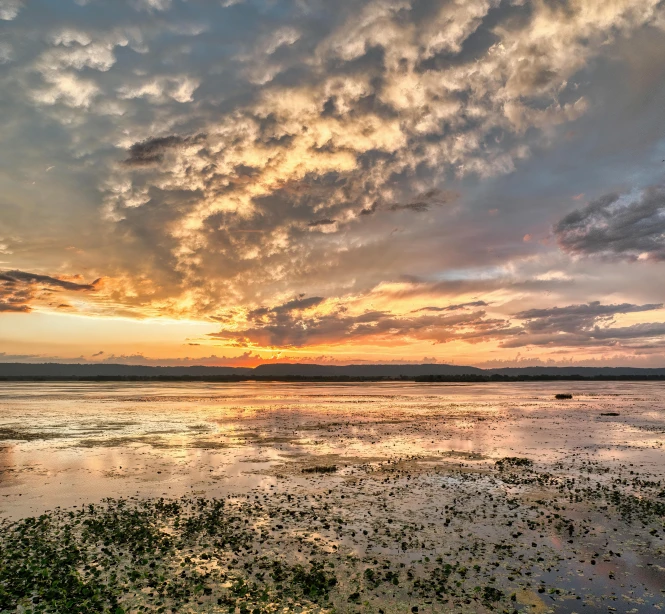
[555,186,665,262]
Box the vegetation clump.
[495,457,533,471]
[555,393,573,400]
[0,497,337,614]
[2,453,665,613]
[302,465,338,474]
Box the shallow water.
[1,381,663,517]
[1,381,664,613]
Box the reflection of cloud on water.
[0,381,665,520]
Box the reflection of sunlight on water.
[0,445,17,487]
[0,381,664,518]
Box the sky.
[1,0,665,368]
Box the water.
[0,381,663,517]
[1,381,664,612]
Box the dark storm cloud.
[554,186,665,261]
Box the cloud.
[117,75,200,103]
[131,0,172,12]
[0,270,100,313]
[2,0,665,365]
[502,301,665,348]
[0,0,23,21]
[31,72,101,109]
[0,41,13,64]
[359,202,379,216]
[0,352,43,359]
[215,295,665,352]
[211,296,513,348]
[307,218,337,227]
[412,300,489,313]
[25,28,146,110]
[2,270,100,291]
[0,302,31,313]
[515,301,663,333]
[93,351,251,367]
[122,134,207,167]
[85,0,665,318]
[388,189,458,213]
[247,296,326,319]
[0,281,35,312]
[555,186,665,261]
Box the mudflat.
[1,382,664,613]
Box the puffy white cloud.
[0,0,23,20]
[117,75,200,103]
[31,71,101,108]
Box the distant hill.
[1,362,665,380]
[0,363,252,378]
[489,366,665,377]
[252,363,485,377]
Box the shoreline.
[3,374,665,382]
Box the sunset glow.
[2,0,665,367]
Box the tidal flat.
[0,381,664,613]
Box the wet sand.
[0,382,664,613]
